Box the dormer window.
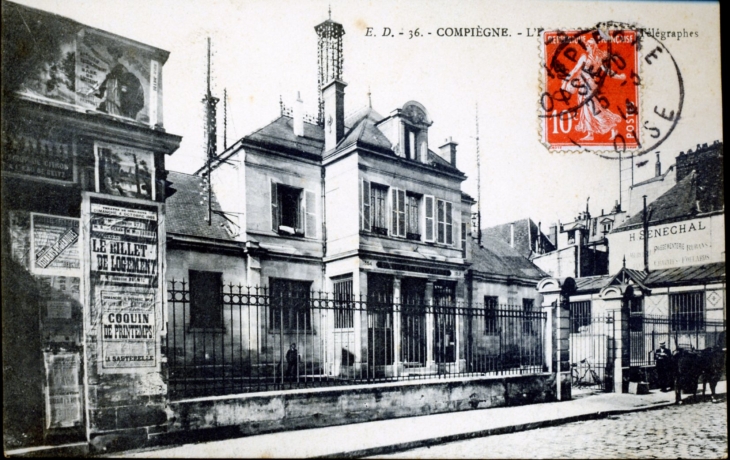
[404,127,418,160]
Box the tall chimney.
[655,152,662,177]
[293,91,304,137]
[439,137,458,167]
[315,13,345,126]
[323,80,346,151]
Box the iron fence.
[630,313,726,368]
[165,280,547,399]
[569,306,615,392]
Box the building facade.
[2,1,181,451]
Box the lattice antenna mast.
[476,103,482,247]
[223,88,228,151]
[315,11,344,125]
[202,37,220,225]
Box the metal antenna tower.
[202,37,220,225]
[476,103,482,247]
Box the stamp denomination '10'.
[541,29,639,152]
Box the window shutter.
[361,180,371,231]
[295,190,304,233]
[397,189,406,237]
[271,182,279,231]
[424,195,434,242]
[437,199,445,244]
[305,190,317,238]
[446,201,453,245]
[391,188,406,237]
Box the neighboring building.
[467,234,547,306]
[608,141,724,273]
[2,1,181,451]
[626,152,676,220]
[482,218,555,259]
[532,203,625,279]
[538,141,725,392]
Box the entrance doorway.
[400,278,427,367]
[367,274,394,372]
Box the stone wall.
[160,374,558,443]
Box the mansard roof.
[242,116,324,158]
[470,235,548,283]
[165,171,234,241]
[616,148,724,231]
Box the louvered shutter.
[271,182,279,231]
[446,201,453,245]
[424,195,434,242]
[305,190,317,238]
[361,180,371,231]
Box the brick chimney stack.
[322,80,346,151]
[439,137,458,167]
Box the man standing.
[285,343,299,380]
[655,341,672,392]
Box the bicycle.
[571,359,602,388]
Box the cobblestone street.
[372,397,728,459]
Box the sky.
[11,0,723,229]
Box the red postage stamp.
[541,29,640,151]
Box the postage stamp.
[541,28,640,152]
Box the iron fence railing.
[165,280,547,399]
[630,313,725,368]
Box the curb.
[317,401,676,459]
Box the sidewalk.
[113,381,726,458]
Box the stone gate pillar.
[538,277,573,400]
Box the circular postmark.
[540,21,684,160]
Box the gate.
[569,302,615,392]
[629,312,726,386]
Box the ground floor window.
[333,275,354,329]
[569,300,592,333]
[670,292,704,332]
[269,278,312,330]
[484,296,499,334]
[189,270,223,329]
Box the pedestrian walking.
[655,341,672,392]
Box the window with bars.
[269,278,312,330]
[189,270,223,329]
[333,276,354,329]
[484,296,498,334]
[629,296,644,332]
[670,292,705,332]
[569,300,592,333]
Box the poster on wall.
[44,352,82,429]
[89,199,159,372]
[95,142,155,200]
[31,214,81,276]
[8,211,31,270]
[1,132,75,184]
[5,5,161,127]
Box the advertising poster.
[4,5,161,126]
[1,132,75,183]
[95,142,155,200]
[31,214,81,276]
[43,352,82,429]
[89,199,159,372]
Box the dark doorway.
[400,277,427,366]
[367,274,394,371]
